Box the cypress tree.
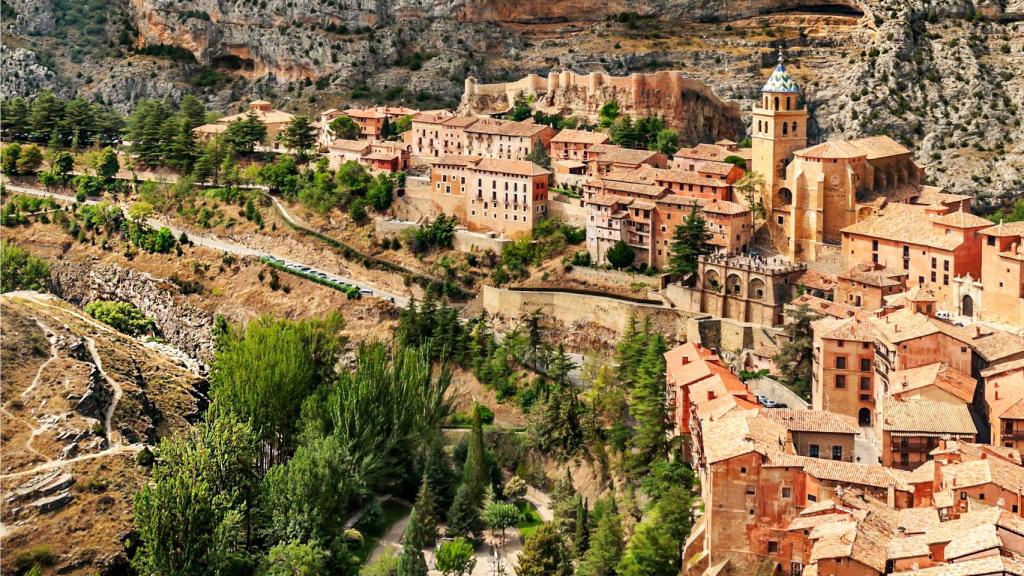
[577,498,623,576]
[575,496,590,556]
[397,510,430,573]
[404,505,435,550]
[628,334,669,471]
[461,404,488,503]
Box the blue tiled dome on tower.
[762,53,800,94]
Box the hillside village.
[2,48,1024,576]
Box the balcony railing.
[1001,431,1024,441]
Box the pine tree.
[446,484,483,541]
[668,206,713,279]
[547,344,577,388]
[424,437,456,515]
[413,478,438,536]
[404,505,436,550]
[550,469,577,540]
[577,497,623,576]
[461,404,488,503]
[772,303,818,400]
[179,95,207,130]
[396,540,428,576]
[515,523,574,576]
[628,334,669,471]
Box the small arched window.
[782,122,788,135]
[774,96,780,110]
[764,96,769,108]
[786,97,792,110]
[792,121,798,135]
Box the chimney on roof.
[887,485,896,508]
[975,326,983,338]
[707,391,715,401]
[681,355,690,366]
[928,542,947,562]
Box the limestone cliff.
[1,0,1021,197]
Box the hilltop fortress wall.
[460,70,745,144]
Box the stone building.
[749,55,930,264]
[835,262,908,311]
[842,203,992,310]
[462,158,550,238]
[549,129,610,163]
[459,70,744,144]
[408,110,457,157]
[420,155,550,238]
[326,105,418,141]
[759,408,860,462]
[194,100,294,152]
[694,254,806,326]
[881,397,977,470]
[954,221,1024,325]
[981,361,1024,451]
[325,139,409,173]
[812,316,879,427]
[463,118,555,161]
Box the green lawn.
[515,500,543,541]
[355,499,411,564]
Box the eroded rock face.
[0,46,63,101]
[49,262,215,365]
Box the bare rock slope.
[0,291,203,576]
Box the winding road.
[2,183,410,306]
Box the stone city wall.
[482,285,698,340]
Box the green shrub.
[84,300,156,336]
[0,240,50,293]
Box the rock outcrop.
[461,70,745,144]
[1,0,1021,195]
[49,262,215,366]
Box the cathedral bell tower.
[751,51,808,218]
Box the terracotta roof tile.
[847,135,912,160]
[839,263,907,288]
[430,154,482,167]
[550,129,610,144]
[795,140,866,159]
[931,210,994,229]
[795,269,838,291]
[888,363,977,403]
[759,408,860,434]
[891,554,1024,576]
[465,118,550,138]
[702,199,748,215]
[981,221,1024,237]
[675,143,731,162]
[881,398,977,436]
[472,158,550,177]
[841,202,967,251]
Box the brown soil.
[447,367,527,428]
[1,293,203,576]
[3,221,401,343]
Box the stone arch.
[778,187,793,205]
[858,407,871,426]
[726,273,743,296]
[749,278,766,300]
[704,269,721,291]
[962,294,974,317]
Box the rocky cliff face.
[1,0,1021,197]
[49,262,215,366]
